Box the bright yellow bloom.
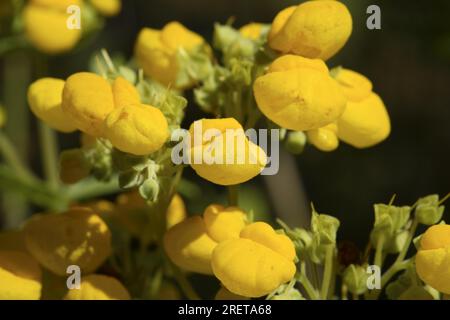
[239,23,265,40]
[166,194,187,229]
[0,251,42,300]
[163,204,247,275]
[336,92,390,148]
[24,207,112,276]
[335,68,373,102]
[416,224,450,294]
[188,118,267,186]
[104,103,169,155]
[164,216,217,275]
[90,0,121,17]
[211,222,296,297]
[268,0,352,60]
[23,3,82,54]
[62,72,115,136]
[28,78,77,132]
[112,76,141,108]
[135,21,206,88]
[307,123,339,152]
[64,274,131,300]
[30,0,82,11]
[254,55,346,131]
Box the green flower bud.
[139,178,160,203]
[385,230,409,254]
[415,195,445,225]
[311,208,340,245]
[284,131,306,155]
[343,264,368,295]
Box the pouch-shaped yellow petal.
[203,205,247,243]
[420,225,450,250]
[337,92,390,148]
[112,76,140,108]
[268,54,328,74]
[90,0,121,17]
[166,194,187,229]
[335,68,373,102]
[64,274,130,300]
[160,21,204,51]
[189,118,267,185]
[62,72,115,136]
[254,67,346,131]
[268,1,352,60]
[0,251,42,300]
[239,23,265,40]
[104,103,169,155]
[240,222,296,261]
[23,5,81,54]
[307,123,339,152]
[164,216,217,275]
[28,78,77,132]
[24,207,111,276]
[212,238,296,297]
[416,247,450,294]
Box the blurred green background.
[0,0,449,250]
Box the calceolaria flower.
[306,123,339,152]
[164,204,247,274]
[334,68,391,148]
[254,55,347,131]
[188,118,267,186]
[268,0,352,60]
[64,274,130,300]
[90,0,121,17]
[166,194,188,229]
[135,21,207,88]
[23,0,82,54]
[24,207,112,276]
[0,251,42,300]
[239,23,267,40]
[212,222,296,297]
[27,78,77,132]
[415,224,450,294]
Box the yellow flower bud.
[254,56,346,131]
[268,0,352,60]
[23,4,81,55]
[164,216,217,275]
[64,274,130,300]
[24,207,112,276]
[27,78,77,132]
[307,123,339,152]
[203,204,247,243]
[239,23,265,40]
[166,194,187,229]
[0,251,42,300]
[90,0,121,17]
[416,224,450,294]
[112,76,141,108]
[62,72,115,136]
[104,103,169,156]
[135,22,205,88]
[211,222,296,297]
[188,118,267,186]
[335,68,373,102]
[337,92,390,148]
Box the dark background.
[1,0,449,249]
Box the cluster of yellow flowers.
[164,204,296,297]
[23,0,121,54]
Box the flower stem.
[374,235,385,269]
[320,245,334,300]
[38,122,60,189]
[0,131,36,182]
[227,185,239,206]
[395,218,418,263]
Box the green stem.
[0,131,36,182]
[320,245,334,300]
[227,185,239,206]
[38,122,60,189]
[171,264,200,300]
[297,262,319,300]
[374,235,385,269]
[396,218,419,263]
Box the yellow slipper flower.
[112,76,141,108]
[166,194,187,229]
[0,251,42,300]
[268,0,352,60]
[62,72,115,136]
[188,118,267,186]
[307,123,339,152]
[135,21,206,88]
[416,224,450,294]
[24,207,112,276]
[90,0,121,17]
[335,68,373,102]
[28,78,78,132]
[211,222,296,297]
[104,103,169,156]
[239,23,265,40]
[64,274,130,300]
[203,204,247,243]
[254,55,346,131]
[23,2,82,55]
